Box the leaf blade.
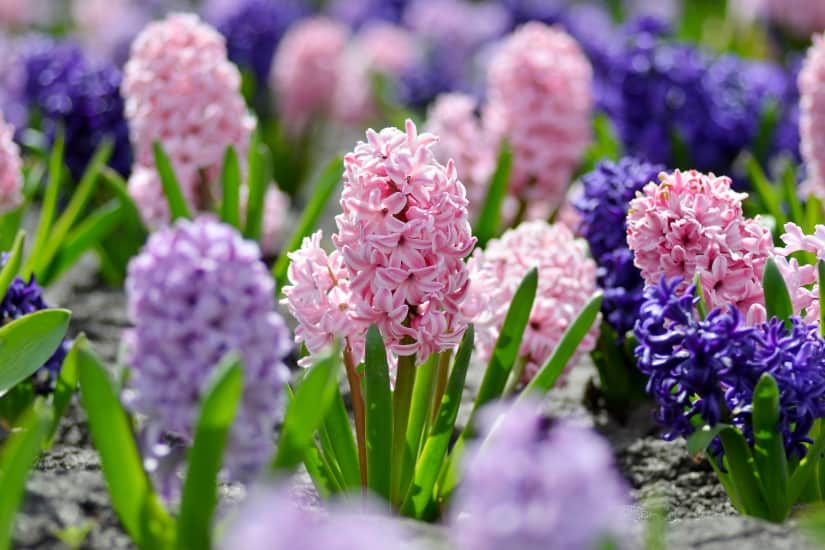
[0,309,71,394]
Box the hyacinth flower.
[634,266,825,522]
[74,217,348,549]
[281,119,603,517]
[451,399,630,550]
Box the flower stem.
[431,350,452,425]
[343,343,368,489]
[391,353,417,506]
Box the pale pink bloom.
[332,120,476,359]
[0,112,20,213]
[281,231,367,366]
[800,34,825,199]
[425,93,496,218]
[271,16,349,134]
[72,0,149,60]
[770,222,825,324]
[763,0,825,36]
[403,0,510,53]
[0,0,51,28]
[256,186,290,256]
[483,23,593,220]
[123,12,255,226]
[463,220,600,381]
[626,169,774,319]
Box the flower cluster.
[451,399,629,550]
[23,41,131,179]
[464,221,599,381]
[762,0,825,36]
[800,33,825,200]
[484,22,592,219]
[221,485,411,550]
[0,111,22,212]
[626,169,774,321]
[123,13,256,227]
[124,217,291,498]
[635,277,825,459]
[770,222,825,325]
[285,120,475,363]
[71,0,153,64]
[576,158,663,337]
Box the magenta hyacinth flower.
[451,400,630,550]
[800,34,825,201]
[0,112,22,213]
[122,13,256,227]
[626,169,774,323]
[483,22,592,220]
[463,221,600,381]
[124,217,291,499]
[332,119,476,359]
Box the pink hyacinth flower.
[800,34,825,200]
[0,112,22,213]
[763,0,825,36]
[483,22,593,220]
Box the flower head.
[332,120,475,358]
[124,217,291,498]
[800,34,825,200]
[451,399,629,550]
[463,221,599,381]
[626,169,774,320]
[762,0,825,36]
[483,22,593,219]
[123,13,255,226]
[0,112,22,212]
[221,485,412,550]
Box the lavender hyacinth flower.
[124,217,291,500]
[451,400,629,550]
[23,42,131,179]
[576,157,663,337]
[635,277,825,460]
[221,486,414,550]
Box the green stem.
[343,344,368,489]
[431,351,452,427]
[401,354,437,500]
[391,353,417,506]
[503,356,527,396]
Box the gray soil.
[10,257,820,549]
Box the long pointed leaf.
[0,309,71,394]
[751,373,788,521]
[763,257,793,326]
[0,231,24,298]
[243,139,270,241]
[24,130,64,277]
[719,427,771,520]
[153,142,192,221]
[473,142,511,248]
[319,386,361,490]
[365,325,393,500]
[47,335,85,445]
[220,147,241,229]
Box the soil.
[11,257,820,549]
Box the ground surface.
[8,257,820,548]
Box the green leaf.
[0,309,71,394]
[272,348,341,471]
[153,141,192,221]
[41,201,123,286]
[0,231,24,298]
[473,142,511,248]
[468,268,537,430]
[364,325,393,500]
[177,355,243,550]
[0,401,52,550]
[47,335,84,445]
[719,427,771,520]
[522,291,603,396]
[789,420,825,505]
[302,441,339,499]
[402,353,438,496]
[781,162,804,227]
[272,156,343,290]
[319,386,361,490]
[745,156,785,230]
[806,195,823,233]
[243,139,270,241]
[686,423,731,456]
[763,258,793,326]
[219,147,241,229]
[751,373,789,521]
[34,140,113,280]
[692,272,709,320]
[401,326,473,519]
[24,129,64,277]
[77,343,174,548]
[100,166,147,232]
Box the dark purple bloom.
[398,55,462,109]
[496,0,566,26]
[327,0,407,28]
[212,0,307,86]
[23,41,131,179]
[576,157,663,337]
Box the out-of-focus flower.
[626,170,773,322]
[424,93,496,216]
[0,0,53,29]
[576,158,663,337]
[207,0,307,87]
[800,34,825,200]
[252,186,290,256]
[0,112,22,212]
[451,399,629,550]
[496,0,565,26]
[0,33,29,130]
[483,22,592,220]
[271,16,349,135]
[635,276,825,459]
[123,13,255,227]
[464,221,599,381]
[71,0,154,64]
[332,120,475,358]
[762,0,825,36]
[221,485,413,550]
[124,217,290,499]
[23,41,131,179]
[327,0,407,29]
